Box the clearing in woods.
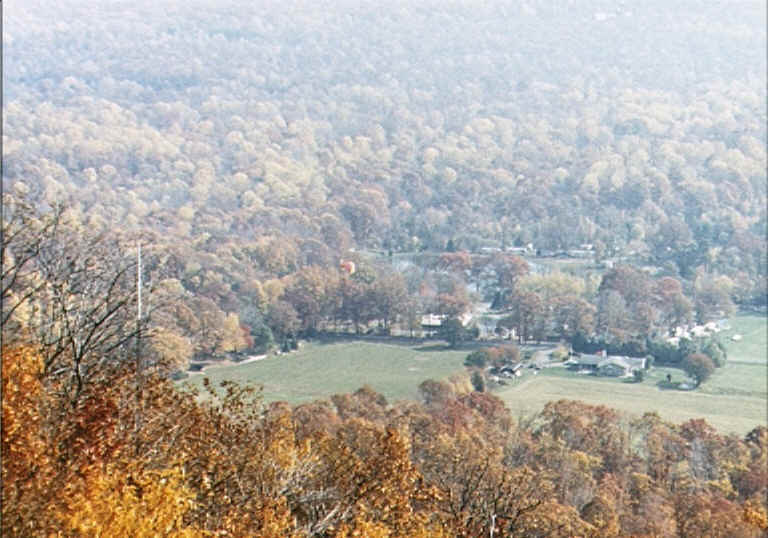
[183,341,469,404]
[183,315,766,435]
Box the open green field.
[183,341,469,404]
[183,315,766,435]
[719,314,767,364]
[496,369,766,436]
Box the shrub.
[470,370,487,392]
[702,338,727,367]
[464,349,491,368]
[551,346,569,361]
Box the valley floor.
[184,315,767,436]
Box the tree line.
[2,193,735,377]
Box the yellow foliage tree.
[59,462,203,537]
[743,500,768,532]
[1,346,57,535]
[219,312,247,353]
[148,327,195,370]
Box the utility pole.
[136,241,143,374]
[135,242,143,449]
[137,242,142,324]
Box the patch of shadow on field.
[414,344,453,352]
[621,378,643,384]
[311,335,431,347]
[656,380,691,391]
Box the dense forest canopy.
[4,1,766,291]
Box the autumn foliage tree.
[682,352,716,387]
[1,346,57,535]
[2,345,203,536]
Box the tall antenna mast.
[135,241,143,448]
[137,242,142,322]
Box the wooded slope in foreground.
[3,343,767,536]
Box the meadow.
[183,340,469,404]
[184,315,766,435]
[719,314,767,364]
[496,365,766,436]
[497,314,767,435]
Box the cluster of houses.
[421,311,521,341]
[478,243,598,260]
[665,320,729,346]
[485,350,647,383]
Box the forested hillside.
[4,0,766,311]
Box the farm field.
[183,315,766,435]
[496,370,766,436]
[183,341,469,404]
[719,314,768,364]
[497,315,767,436]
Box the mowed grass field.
[719,314,768,364]
[183,341,469,404]
[182,315,766,435]
[498,314,767,436]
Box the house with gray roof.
[570,353,646,377]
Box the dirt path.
[187,354,267,375]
